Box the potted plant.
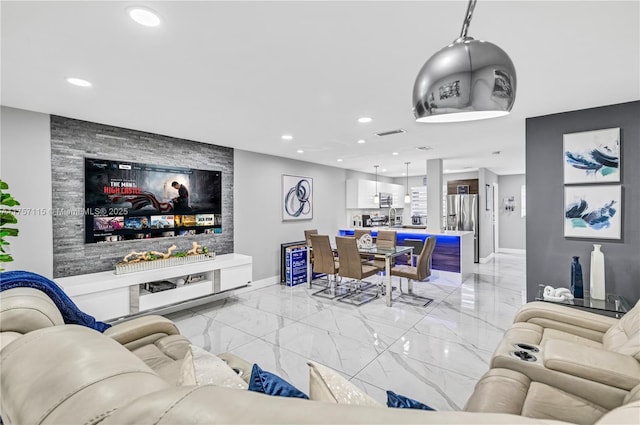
[0,179,20,270]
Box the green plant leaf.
[0,180,8,190]
[0,213,18,226]
[0,253,14,262]
[0,195,20,207]
[0,228,18,237]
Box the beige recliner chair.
[479,299,640,424]
[503,300,640,352]
[0,287,249,385]
[466,367,640,425]
[2,324,640,425]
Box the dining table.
[306,243,413,307]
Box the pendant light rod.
[459,0,477,39]
[373,165,380,206]
[404,162,411,204]
[374,165,379,193]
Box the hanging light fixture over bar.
[373,165,380,206]
[413,0,516,123]
[404,162,411,204]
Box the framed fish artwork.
[564,185,621,239]
[563,128,620,184]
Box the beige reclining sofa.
[1,287,639,424]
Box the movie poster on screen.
[84,158,222,243]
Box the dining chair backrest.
[309,234,338,275]
[335,236,364,280]
[304,229,318,246]
[416,236,437,279]
[376,230,396,249]
[403,239,424,255]
[354,229,371,242]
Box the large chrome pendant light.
[373,165,380,206]
[413,0,516,123]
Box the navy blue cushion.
[386,390,435,410]
[248,364,308,399]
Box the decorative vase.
[590,244,606,300]
[571,256,584,299]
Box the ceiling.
[2,1,638,177]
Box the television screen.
[84,158,222,243]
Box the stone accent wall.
[51,116,233,278]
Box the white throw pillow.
[178,344,248,389]
[307,361,381,406]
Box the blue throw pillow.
[386,390,435,410]
[248,364,308,399]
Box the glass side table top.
[536,284,630,316]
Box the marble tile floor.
[166,252,526,411]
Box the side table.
[536,284,630,318]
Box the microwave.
[379,192,393,208]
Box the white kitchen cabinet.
[346,179,378,208]
[346,179,406,209]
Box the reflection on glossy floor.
[167,252,526,410]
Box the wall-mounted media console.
[84,157,222,243]
[56,254,252,321]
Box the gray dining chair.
[335,236,379,306]
[390,236,436,307]
[309,234,348,299]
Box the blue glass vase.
[571,256,584,299]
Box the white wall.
[497,174,526,250]
[234,150,348,281]
[478,167,498,261]
[0,107,53,276]
[444,171,479,182]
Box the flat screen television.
[84,158,222,243]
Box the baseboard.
[497,248,526,255]
[479,253,495,264]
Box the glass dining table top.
[357,245,413,256]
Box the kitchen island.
[338,227,474,281]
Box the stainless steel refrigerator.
[446,194,479,263]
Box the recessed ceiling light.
[337,158,343,162]
[492,150,501,155]
[392,152,399,156]
[281,134,293,140]
[128,7,161,27]
[66,77,92,87]
[357,139,366,144]
[416,146,433,151]
[297,149,304,154]
[358,117,372,123]
[402,172,406,176]
[382,168,387,172]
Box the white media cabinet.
[56,253,252,321]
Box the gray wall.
[50,116,234,278]
[0,107,53,277]
[234,150,348,281]
[498,174,526,250]
[526,101,640,304]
